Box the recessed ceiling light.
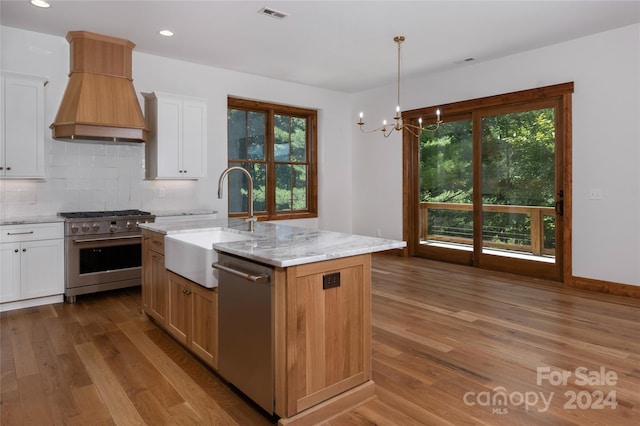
[158,30,174,37]
[30,0,51,8]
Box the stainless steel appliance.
[59,209,155,302]
[214,253,274,414]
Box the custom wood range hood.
[51,31,148,142]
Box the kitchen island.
[138,219,405,425]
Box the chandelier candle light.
[357,36,442,138]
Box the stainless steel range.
[58,209,155,302]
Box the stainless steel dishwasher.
[213,252,274,414]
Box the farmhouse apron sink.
[164,228,254,287]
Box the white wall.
[3,24,639,287]
[352,24,640,287]
[0,26,353,233]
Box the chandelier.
[357,36,442,138]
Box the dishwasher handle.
[212,262,270,284]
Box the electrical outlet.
[589,189,602,200]
[323,272,340,290]
[376,229,382,237]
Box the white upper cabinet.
[1,72,47,178]
[143,92,207,179]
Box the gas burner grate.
[59,210,152,219]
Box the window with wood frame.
[227,98,318,220]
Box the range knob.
[110,223,119,233]
[82,224,90,232]
[126,221,134,230]
[92,223,101,232]
[71,225,79,234]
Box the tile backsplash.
[0,139,199,218]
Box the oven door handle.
[73,235,142,244]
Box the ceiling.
[2,1,639,93]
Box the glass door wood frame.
[402,83,573,282]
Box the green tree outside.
[420,107,556,252]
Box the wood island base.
[278,380,376,425]
[143,228,377,424]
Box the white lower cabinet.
[0,222,64,311]
[0,242,21,301]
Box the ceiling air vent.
[453,57,477,65]
[258,7,289,19]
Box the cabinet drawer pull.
[7,231,35,236]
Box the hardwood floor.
[2,254,639,425]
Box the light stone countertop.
[138,217,230,234]
[151,209,217,217]
[0,215,65,226]
[138,218,406,267]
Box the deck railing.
[420,202,556,257]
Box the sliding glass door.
[417,115,474,265]
[474,101,562,279]
[406,84,572,281]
